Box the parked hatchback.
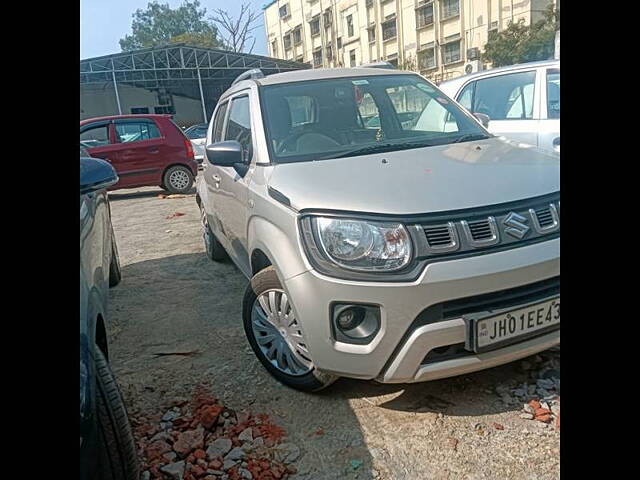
[197,67,559,393]
[80,114,199,193]
[437,60,560,153]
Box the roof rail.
[232,68,265,85]
[357,61,396,70]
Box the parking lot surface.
[108,186,560,480]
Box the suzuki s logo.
[503,212,530,239]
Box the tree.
[119,1,223,51]
[482,5,559,67]
[211,3,261,53]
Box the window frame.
[310,16,321,37]
[211,101,230,144]
[440,0,460,21]
[457,69,539,121]
[416,3,434,29]
[113,118,163,144]
[223,93,255,164]
[80,121,113,148]
[544,67,560,120]
[381,17,397,42]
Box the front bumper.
[283,238,559,383]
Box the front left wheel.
[95,346,139,480]
[243,266,338,392]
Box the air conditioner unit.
[466,47,480,60]
[464,60,482,74]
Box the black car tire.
[108,234,122,287]
[201,209,227,262]
[95,346,139,480]
[162,165,194,194]
[243,266,338,393]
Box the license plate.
[466,297,560,353]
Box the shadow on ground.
[110,252,553,479]
[108,186,196,201]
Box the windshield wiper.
[331,141,434,159]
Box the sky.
[80,0,269,59]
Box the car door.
[111,118,165,188]
[537,67,560,153]
[207,93,255,276]
[456,69,539,147]
[81,120,121,165]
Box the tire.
[108,233,122,287]
[200,206,227,261]
[95,346,139,480]
[243,266,338,392]
[162,165,194,194]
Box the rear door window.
[470,71,536,120]
[115,121,161,143]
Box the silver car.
[184,123,208,164]
[197,67,560,392]
[437,60,560,153]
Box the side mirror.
[473,112,490,128]
[205,140,243,167]
[80,157,118,195]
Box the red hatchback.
[80,114,199,193]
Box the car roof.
[439,59,559,90]
[80,114,173,126]
[256,67,415,86]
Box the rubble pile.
[133,386,299,480]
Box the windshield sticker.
[352,80,369,85]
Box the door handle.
[149,148,160,154]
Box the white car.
[184,123,208,164]
[436,60,560,153]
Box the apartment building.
[263,0,555,83]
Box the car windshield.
[260,74,490,163]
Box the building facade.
[264,0,555,83]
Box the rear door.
[112,118,164,188]
[456,69,539,146]
[537,67,560,153]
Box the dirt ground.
[108,185,560,480]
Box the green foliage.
[482,5,559,67]
[119,1,223,51]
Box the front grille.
[424,225,453,247]
[467,219,494,241]
[414,193,560,261]
[534,207,555,228]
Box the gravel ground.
[108,185,560,480]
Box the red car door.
[80,120,121,167]
[111,118,165,189]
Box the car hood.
[267,137,559,215]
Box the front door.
[111,118,165,188]
[457,69,539,147]
[207,93,255,276]
[81,120,121,168]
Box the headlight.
[310,217,412,272]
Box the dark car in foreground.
[80,114,199,194]
[80,151,138,480]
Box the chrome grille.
[467,219,494,241]
[424,225,452,246]
[534,207,554,227]
[416,196,559,259]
